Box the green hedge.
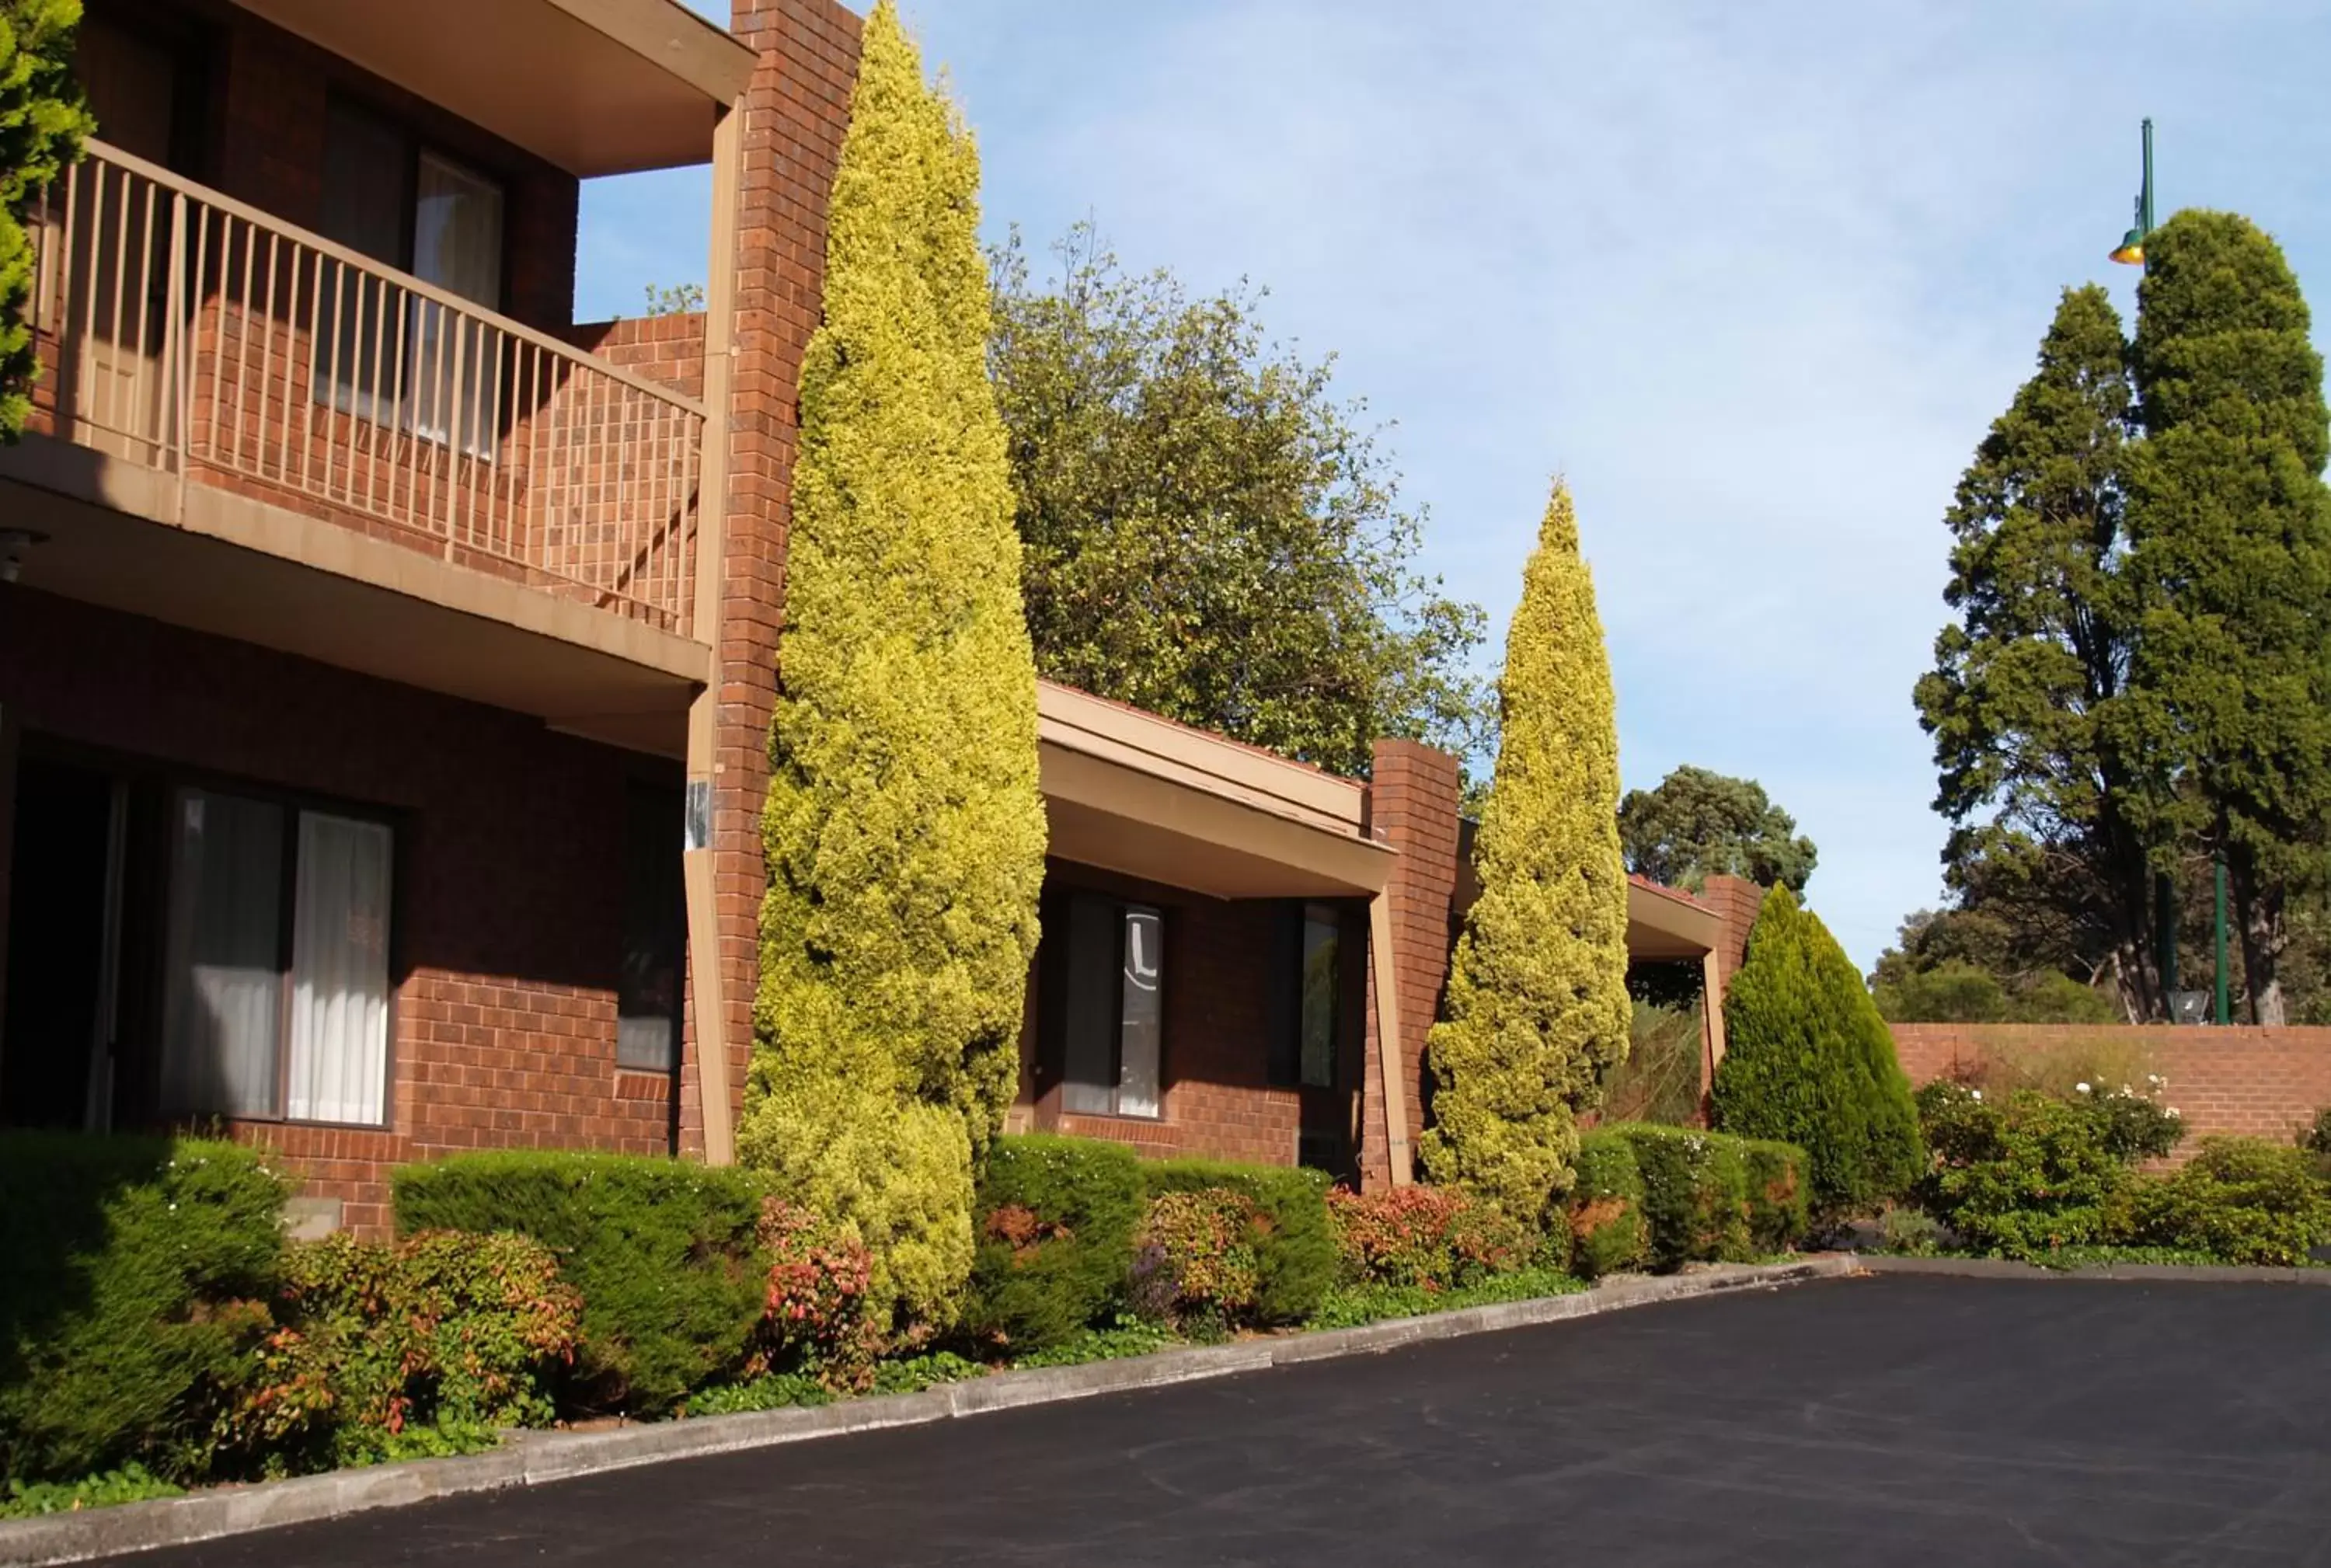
[1608,1124,1755,1269]
[1139,1159,1334,1325]
[393,1152,768,1416]
[1740,1139,1812,1252]
[964,1135,1143,1353]
[0,1134,287,1484]
[1563,1131,1648,1278]
[2132,1138,2331,1267]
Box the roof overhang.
[1626,878,1723,962]
[1037,681,1394,901]
[229,0,757,176]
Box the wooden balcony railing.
[21,139,706,638]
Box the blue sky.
[582,2,2331,968]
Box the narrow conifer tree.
[1420,482,1629,1221]
[740,2,1047,1330]
[1,0,92,441]
[1714,886,1923,1212]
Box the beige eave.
[1037,681,1395,900]
[230,0,758,176]
[1627,879,1723,961]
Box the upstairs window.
[316,99,506,440]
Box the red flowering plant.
[747,1198,884,1392]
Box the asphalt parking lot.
[124,1273,2331,1567]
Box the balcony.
[4,138,713,757]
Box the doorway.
[1,758,126,1130]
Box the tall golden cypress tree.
[1420,481,1630,1220]
[740,2,1046,1332]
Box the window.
[316,99,506,441]
[1060,894,1162,1118]
[1298,905,1340,1089]
[1270,902,1343,1089]
[159,789,393,1126]
[617,785,684,1074]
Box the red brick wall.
[1358,739,1462,1189]
[1891,1022,2331,1152]
[1699,875,1761,999]
[0,591,674,1235]
[569,315,708,402]
[680,0,862,1155]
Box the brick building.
[0,0,1747,1232]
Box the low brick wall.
[1891,1023,2331,1148]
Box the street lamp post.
[2110,117,2154,266]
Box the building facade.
[0,0,1751,1234]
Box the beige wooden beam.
[1369,891,1413,1186]
[684,99,744,1167]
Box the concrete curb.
[0,1256,1855,1566]
[1855,1253,2331,1286]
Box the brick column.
[1358,740,1463,1190]
[1697,875,1764,1104]
[678,0,864,1158]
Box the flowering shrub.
[1131,1188,1264,1330]
[1327,1186,1533,1291]
[747,1199,883,1391]
[2078,1078,2185,1162]
[1915,1083,2134,1259]
[1565,1130,1648,1277]
[2131,1138,2331,1267]
[1140,1159,1336,1325]
[2301,1107,2331,1159]
[1609,1124,1754,1268]
[235,1231,580,1470]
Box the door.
[0,759,124,1130]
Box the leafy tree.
[1714,887,1923,1213]
[1914,285,2160,1018]
[1420,482,1629,1221]
[740,2,1047,1332]
[1616,765,1817,894]
[988,225,1491,778]
[1,0,90,443]
[2113,211,2331,1025]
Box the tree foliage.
[1617,764,1817,894]
[1420,483,1629,1221]
[988,225,1491,778]
[1714,887,1923,1214]
[2113,211,2331,1025]
[742,2,1047,1333]
[1913,285,2156,1016]
[1,0,90,443]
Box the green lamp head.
[2109,227,2146,267]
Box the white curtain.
[286,812,393,1126]
[1117,908,1163,1118]
[409,151,505,449]
[161,790,284,1117]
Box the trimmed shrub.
[1326,1185,1533,1291]
[0,1133,286,1484]
[1421,482,1630,1221]
[1915,1084,2131,1260]
[1564,1131,1648,1278]
[963,1135,1143,1354]
[1611,1124,1752,1268]
[392,1152,768,1416]
[236,1231,580,1469]
[1714,885,1924,1214]
[1141,1159,1335,1325]
[1739,1138,1813,1252]
[1131,1188,1264,1332]
[747,1199,882,1392]
[740,0,1047,1334]
[2132,1138,2331,1267]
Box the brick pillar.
[1358,740,1463,1190]
[1696,874,1765,1105]
[678,0,863,1157]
